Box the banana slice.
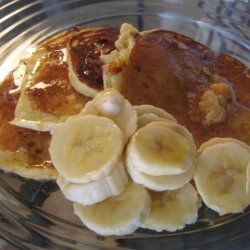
[150,121,196,149]
[80,88,138,141]
[57,160,128,205]
[49,115,124,183]
[79,100,99,116]
[112,99,138,141]
[194,138,250,215]
[137,113,175,129]
[94,88,123,116]
[134,105,176,122]
[247,162,250,193]
[126,153,194,191]
[199,137,250,152]
[73,181,151,236]
[127,122,195,175]
[142,183,200,232]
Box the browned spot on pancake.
[120,30,250,146]
[68,27,119,90]
[0,75,53,169]
[25,32,90,116]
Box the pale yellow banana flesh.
[113,99,138,141]
[49,115,124,183]
[127,123,195,175]
[194,138,250,215]
[199,137,250,153]
[246,162,250,193]
[148,121,197,162]
[79,100,99,116]
[80,88,138,142]
[134,104,177,129]
[142,183,200,232]
[149,121,196,154]
[48,84,250,235]
[134,104,177,122]
[94,88,123,116]
[137,113,175,129]
[126,152,194,191]
[73,181,151,236]
[57,160,128,205]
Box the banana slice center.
[134,126,191,168]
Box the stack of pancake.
[0,23,249,180]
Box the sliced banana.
[199,137,250,153]
[150,121,196,151]
[127,122,195,175]
[80,88,137,141]
[113,99,138,141]
[73,181,151,236]
[247,161,250,193]
[142,183,200,232]
[194,138,250,215]
[79,100,99,116]
[94,88,123,116]
[49,115,124,183]
[137,113,175,129]
[126,153,194,191]
[57,160,128,205]
[134,105,176,122]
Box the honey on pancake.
[119,31,250,146]
[0,73,52,169]
[25,32,90,116]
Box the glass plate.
[0,0,249,249]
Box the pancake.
[67,27,119,97]
[0,68,56,180]
[102,24,250,146]
[11,29,90,132]
[0,27,120,179]
[0,23,249,180]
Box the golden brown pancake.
[67,27,119,97]
[1,24,249,180]
[0,70,56,180]
[0,27,120,179]
[111,29,250,146]
[11,29,91,132]
[12,27,120,132]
